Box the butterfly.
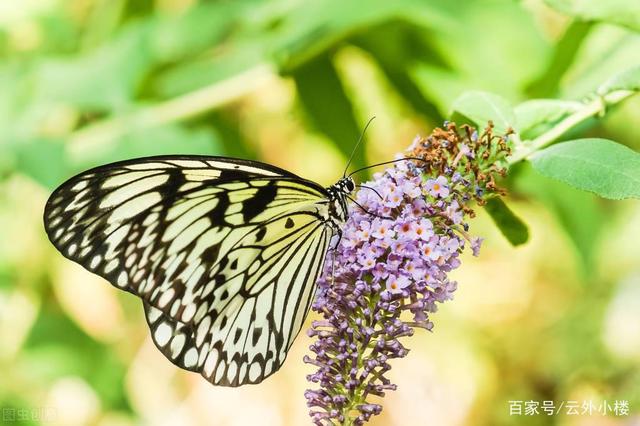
[43,155,357,387]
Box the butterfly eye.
[345,178,355,192]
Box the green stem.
[506,89,636,164]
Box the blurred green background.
[1,0,640,425]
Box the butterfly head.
[325,177,355,226]
[336,176,356,194]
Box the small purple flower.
[371,218,395,243]
[471,236,484,256]
[357,244,378,269]
[384,187,404,208]
[459,143,475,158]
[425,176,450,198]
[445,200,464,224]
[385,274,411,294]
[414,218,433,240]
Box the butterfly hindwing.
[44,156,335,386]
[144,302,200,372]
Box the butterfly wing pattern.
[44,156,342,386]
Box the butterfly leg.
[326,228,343,286]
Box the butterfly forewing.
[44,156,335,386]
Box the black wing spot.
[221,289,229,300]
[255,226,267,242]
[252,327,263,346]
[233,328,243,344]
[209,191,230,224]
[242,181,277,222]
[285,217,294,229]
[220,315,228,329]
[218,257,229,271]
[202,244,221,263]
[230,259,238,270]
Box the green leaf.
[544,0,640,33]
[530,138,640,199]
[514,99,583,140]
[560,26,640,98]
[525,21,593,97]
[413,0,549,111]
[272,0,453,71]
[597,65,640,94]
[450,91,516,134]
[148,2,240,63]
[483,197,529,246]
[35,24,152,110]
[291,53,364,170]
[354,22,446,123]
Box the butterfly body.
[44,155,354,386]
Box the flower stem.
[507,89,636,164]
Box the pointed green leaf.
[450,91,516,134]
[484,198,529,246]
[514,99,583,140]
[291,53,364,170]
[597,65,640,95]
[530,138,640,200]
[544,0,640,33]
[525,21,593,97]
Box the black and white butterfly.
[44,155,357,387]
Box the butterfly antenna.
[347,196,393,220]
[343,116,376,178]
[356,184,383,200]
[348,157,427,177]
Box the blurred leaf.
[73,124,221,171]
[14,139,69,189]
[0,140,17,181]
[560,26,640,98]
[24,303,130,411]
[483,198,529,246]
[530,138,640,199]
[514,162,605,273]
[273,0,452,71]
[597,64,640,94]
[0,396,38,426]
[355,22,446,123]
[152,44,265,98]
[122,0,154,19]
[291,53,364,169]
[34,10,84,54]
[206,111,255,160]
[450,91,516,134]
[0,265,12,289]
[525,21,593,97]
[148,2,241,63]
[544,0,640,33]
[514,99,583,140]
[35,24,152,110]
[81,0,127,49]
[413,0,549,111]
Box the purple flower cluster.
[304,123,510,425]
